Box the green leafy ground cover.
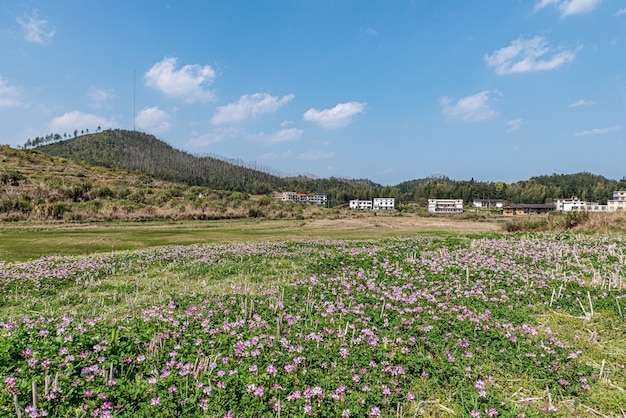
[1,233,625,417]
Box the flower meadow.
[1,234,625,417]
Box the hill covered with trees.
[30,129,625,206]
[34,130,388,205]
[396,173,625,205]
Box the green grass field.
[0,216,497,262]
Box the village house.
[373,197,395,210]
[608,191,626,212]
[502,204,555,216]
[473,199,503,209]
[278,191,327,205]
[349,199,373,210]
[348,198,395,210]
[554,196,610,213]
[428,199,463,213]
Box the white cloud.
[533,0,560,13]
[251,128,303,145]
[135,106,172,134]
[186,127,243,147]
[259,150,294,160]
[506,118,523,133]
[87,88,116,108]
[560,0,602,16]
[485,36,576,75]
[0,75,21,107]
[17,10,55,44]
[574,125,621,136]
[361,26,378,36]
[145,57,216,103]
[569,99,595,107]
[48,111,116,134]
[303,102,366,128]
[534,0,602,17]
[211,93,294,125]
[440,91,498,122]
[616,8,626,16]
[297,150,336,160]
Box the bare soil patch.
[303,213,503,235]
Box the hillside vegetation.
[397,173,626,206]
[35,130,390,204]
[0,145,333,222]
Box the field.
[0,214,501,262]
[1,217,625,417]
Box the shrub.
[127,191,145,204]
[91,186,115,199]
[248,208,264,218]
[258,196,273,206]
[503,218,523,232]
[168,186,184,198]
[564,211,589,229]
[36,202,70,219]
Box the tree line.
[23,127,103,149]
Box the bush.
[0,196,31,214]
[36,202,70,219]
[503,218,523,232]
[564,211,589,229]
[91,186,115,199]
[248,208,264,218]
[127,191,145,204]
[523,218,548,230]
[168,186,184,198]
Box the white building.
[280,192,299,202]
[279,192,327,205]
[554,197,608,212]
[608,191,626,212]
[586,204,608,212]
[473,199,503,208]
[373,197,395,210]
[428,199,463,213]
[349,199,373,210]
[554,197,582,211]
[310,193,328,205]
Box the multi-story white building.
[279,192,327,205]
[554,197,608,212]
[349,199,373,210]
[608,191,626,211]
[554,197,582,211]
[373,197,395,210]
[280,192,299,202]
[309,193,328,205]
[428,199,463,213]
[473,199,503,208]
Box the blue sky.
[1,1,625,185]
